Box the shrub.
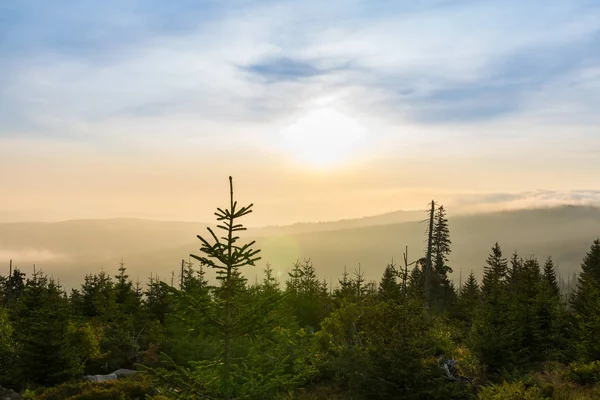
[23,375,153,400]
[477,380,549,400]
[563,361,600,386]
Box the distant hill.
[253,209,426,236]
[0,205,599,290]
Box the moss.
[23,375,153,400]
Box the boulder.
[0,386,21,400]
[84,373,118,382]
[111,369,138,379]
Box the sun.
[280,107,367,168]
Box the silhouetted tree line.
[1,178,599,399]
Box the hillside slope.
[0,206,598,289]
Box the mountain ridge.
[1,204,599,290]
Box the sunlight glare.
[280,107,367,168]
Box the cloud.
[0,248,68,263]
[449,190,600,214]
[0,0,599,150]
[242,56,353,82]
[401,31,600,123]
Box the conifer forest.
[2,177,600,400]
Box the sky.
[1,0,599,226]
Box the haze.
[1,1,600,226]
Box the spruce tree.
[353,264,368,299]
[299,259,320,297]
[134,278,143,300]
[285,259,326,331]
[2,267,25,307]
[181,258,209,296]
[537,257,564,359]
[260,263,280,295]
[115,259,140,315]
[285,261,304,295]
[481,242,508,298]
[431,206,451,277]
[97,259,145,370]
[0,275,4,302]
[515,257,543,363]
[571,239,600,313]
[320,278,329,297]
[521,257,542,299]
[335,266,355,301]
[378,262,400,302]
[365,281,377,297]
[458,271,480,326]
[507,251,523,295]
[542,256,560,300]
[12,271,80,386]
[189,176,262,399]
[570,239,600,361]
[429,205,456,312]
[73,271,117,320]
[471,244,517,374]
[0,306,15,386]
[407,260,425,299]
[145,275,174,323]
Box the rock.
[0,386,21,400]
[111,369,138,379]
[84,373,118,382]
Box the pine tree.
[189,176,263,399]
[320,278,329,297]
[571,239,600,313]
[570,239,600,361]
[507,251,523,294]
[181,258,209,296]
[134,278,143,300]
[378,262,400,302]
[515,256,543,363]
[458,271,480,324]
[407,260,425,299]
[261,263,280,295]
[0,306,15,386]
[430,205,455,312]
[286,261,304,295]
[537,257,564,359]
[11,271,80,386]
[471,244,520,374]
[115,259,131,299]
[353,264,368,299]
[72,271,117,319]
[299,259,320,297]
[481,242,508,298]
[431,206,452,276]
[115,259,140,315]
[521,257,542,298]
[144,275,173,323]
[542,256,560,300]
[365,281,377,297]
[0,275,4,303]
[285,259,326,331]
[2,267,25,307]
[335,266,355,301]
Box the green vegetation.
[1,177,600,399]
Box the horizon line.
[0,203,597,227]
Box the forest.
[1,177,600,400]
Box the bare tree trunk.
[402,246,409,299]
[180,259,185,289]
[223,177,235,400]
[425,200,435,313]
[224,296,232,400]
